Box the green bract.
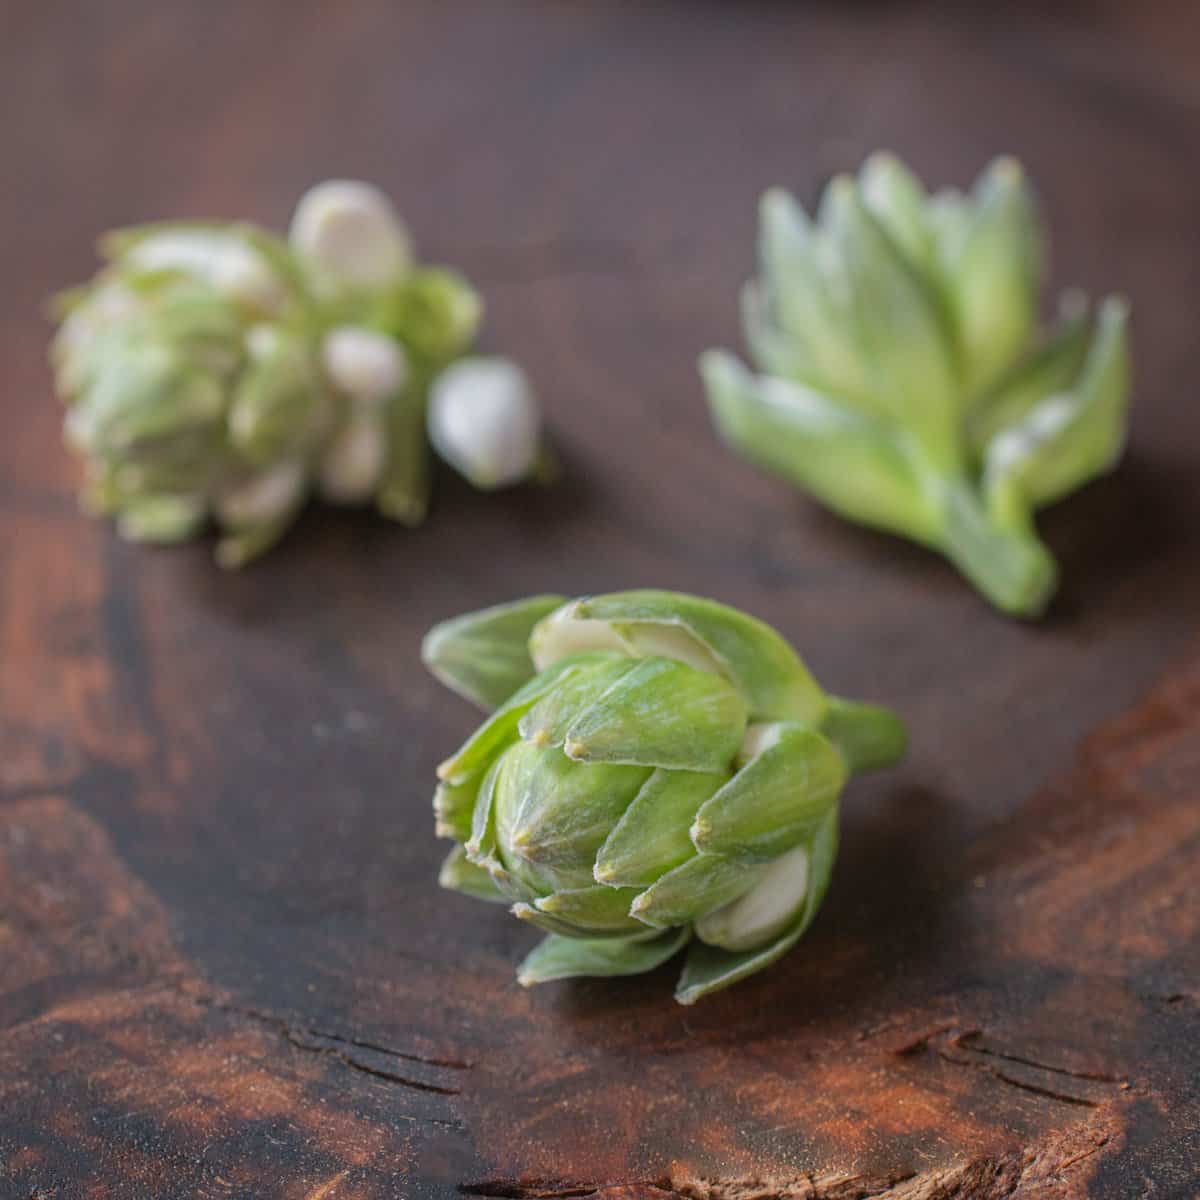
[701,154,1132,617]
[50,182,543,565]
[423,591,905,1004]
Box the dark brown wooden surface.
[2,2,1198,1197]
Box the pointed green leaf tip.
[702,153,1132,618]
[518,928,690,987]
[422,594,566,711]
[530,589,825,723]
[424,589,905,1004]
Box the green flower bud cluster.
[423,591,905,1004]
[701,154,1132,617]
[50,182,543,565]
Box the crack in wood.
[281,1027,462,1096]
[977,1065,1101,1110]
[174,982,473,1072]
[893,1025,1123,1109]
[954,1031,1124,1085]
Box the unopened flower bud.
[424,590,905,1003]
[428,357,540,490]
[321,326,408,405]
[318,416,387,505]
[289,181,412,293]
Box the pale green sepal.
[492,741,649,889]
[631,853,761,929]
[933,476,1057,618]
[483,860,539,905]
[228,333,323,467]
[740,282,813,382]
[423,594,567,711]
[859,152,934,272]
[519,657,638,748]
[702,354,939,545]
[824,181,961,467]
[562,657,748,772]
[535,885,649,935]
[436,654,592,785]
[115,494,207,544]
[675,806,838,1004]
[949,158,1040,397]
[511,903,634,940]
[818,697,907,775]
[214,511,301,569]
[463,761,539,905]
[692,724,844,862]
[758,189,875,407]
[433,776,478,841]
[966,303,1090,457]
[465,757,503,863]
[983,296,1130,522]
[595,768,729,887]
[439,845,509,904]
[517,927,690,987]
[569,589,825,724]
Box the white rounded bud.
[694,845,810,952]
[427,357,540,490]
[321,326,409,405]
[318,417,387,505]
[216,460,306,529]
[244,323,282,362]
[289,180,412,292]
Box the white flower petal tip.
[428,357,542,490]
[289,180,412,291]
[318,418,387,505]
[321,326,409,404]
[127,231,285,314]
[215,459,306,529]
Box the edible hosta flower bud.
[321,326,409,406]
[373,267,483,367]
[289,180,412,294]
[702,153,1132,618]
[318,414,388,505]
[423,591,905,1004]
[428,357,541,489]
[51,183,544,564]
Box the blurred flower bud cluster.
[52,181,544,565]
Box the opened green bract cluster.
[51,181,543,566]
[701,155,1131,616]
[423,590,904,1004]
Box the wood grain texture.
[1,1,1198,1196]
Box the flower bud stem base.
[932,475,1057,618]
[819,697,907,774]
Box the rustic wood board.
[1,3,1198,1196]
